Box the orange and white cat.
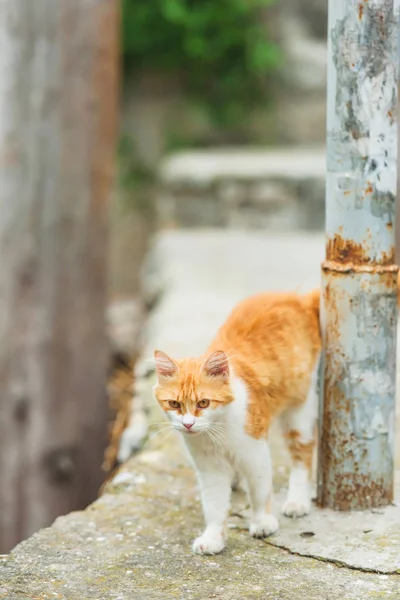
[153,289,321,555]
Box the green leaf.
[249,38,281,73]
[161,0,187,23]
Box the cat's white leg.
[241,438,279,538]
[192,466,232,555]
[280,357,319,518]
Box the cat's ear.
[202,351,229,381]
[154,350,178,379]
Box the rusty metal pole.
[317,1,399,510]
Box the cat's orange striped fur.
[153,282,397,555]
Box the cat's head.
[153,349,234,435]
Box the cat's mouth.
[178,427,200,435]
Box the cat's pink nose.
[184,422,194,430]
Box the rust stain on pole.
[326,234,396,265]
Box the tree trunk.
[0,0,119,553]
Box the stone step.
[158,147,326,231]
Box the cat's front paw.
[250,514,279,538]
[192,533,225,555]
[282,498,311,518]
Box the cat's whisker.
[149,424,174,441]
[205,429,222,453]
[208,423,230,441]
[215,432,227,453]
[209,422,229,433]
[212,432,228,451]
[195,424,213,432]
[206,428,225,454]
[152,428,176,446]
[212,424,231,444]
[195,424,228,447]
[208,427,228,444]
[149,424,171,434]
[149,421,171,429]
[207,435,222,454]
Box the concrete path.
[140,229,325,360]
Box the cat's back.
[214,290,320,350]
[210,290,321,400]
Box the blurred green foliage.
[117,135,156,215]
[121,0,280,127]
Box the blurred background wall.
[110,0,328,301]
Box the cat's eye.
[168,400,180,409]
[197,399,210,409]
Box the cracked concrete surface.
[1,432,399,599]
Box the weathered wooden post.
[0,0,119,552]
[318,1,399,510]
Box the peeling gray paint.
[326,2,399,261]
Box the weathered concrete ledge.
[1,430,399,600]
[158,148,326,230]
